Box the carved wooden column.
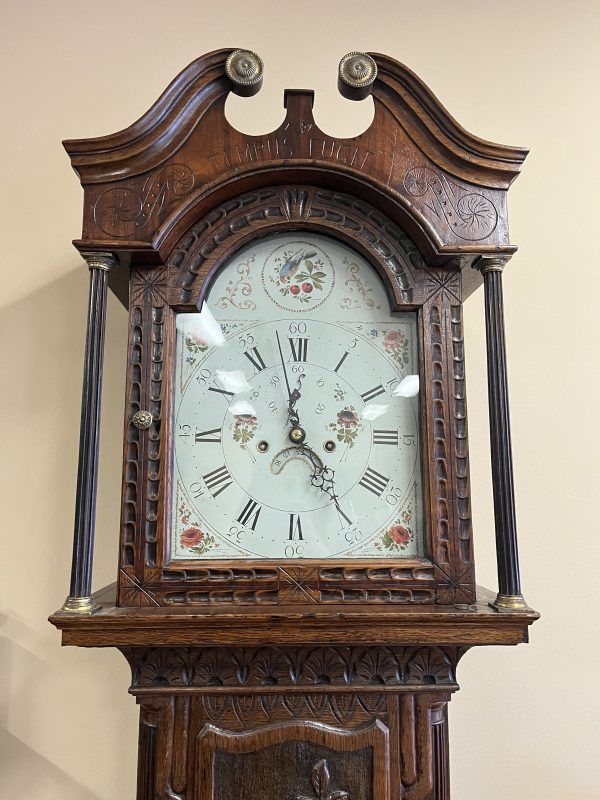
[62,252,117,613]
[431,701,450,800]
[478,256,527,611]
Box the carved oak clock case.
[50,50,538,800]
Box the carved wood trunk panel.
[125,646,460,800]
[198,722,387,800]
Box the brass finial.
[225,49,264,97]
[338,52,377,100]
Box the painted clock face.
[170,233,423,561]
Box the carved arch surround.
[167,186,425,308]
[118,183,475,607]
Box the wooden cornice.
[63,48,232,183]
[63,49,528,265]
[372,53,529,189]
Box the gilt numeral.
[237,499,262,531]
[359,467,389,498]
[334,351,349,373]
[195,428,222,444]
[361,384,385,403]
[373,429,398,446]
[202,465,233,497]
[288,514,304,540]
[244,347,267,373]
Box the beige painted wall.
[1,0,599,797]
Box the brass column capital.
[475,255,510,275]
[81,251,118,272]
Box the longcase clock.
[51,49,539,799]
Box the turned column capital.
[474,255,510,275]
[81,251,118,272]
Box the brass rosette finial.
[225,49,264,97]
[338,51,377,100]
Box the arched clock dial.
[171,232,423,560]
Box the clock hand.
[275,330,305,441]
[275,330,292,405]
[275,332,340,513]
[270,351,348,523]
[288,376,303,426]
[301,444,351,526]
[271,342,346,521]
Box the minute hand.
[303,446,352,527]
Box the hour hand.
[288,380,303,424]
[275,330,306,443]
[287,375,307,443]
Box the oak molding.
[49,584,538,648]
[123,645,462,693]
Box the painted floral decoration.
[379,508,414,552]
[274,248,327,303]
[180,526,217,555]
[232,414,258,448]
[383,329,410,365]
[181,527,204,548]
[178,497,218,555]
[185,331,209,354]
[216,257,257,311]
[328,406,362,447]
[339,258,380,311]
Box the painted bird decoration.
[279,249,317,282]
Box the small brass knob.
[133,410,153,430]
